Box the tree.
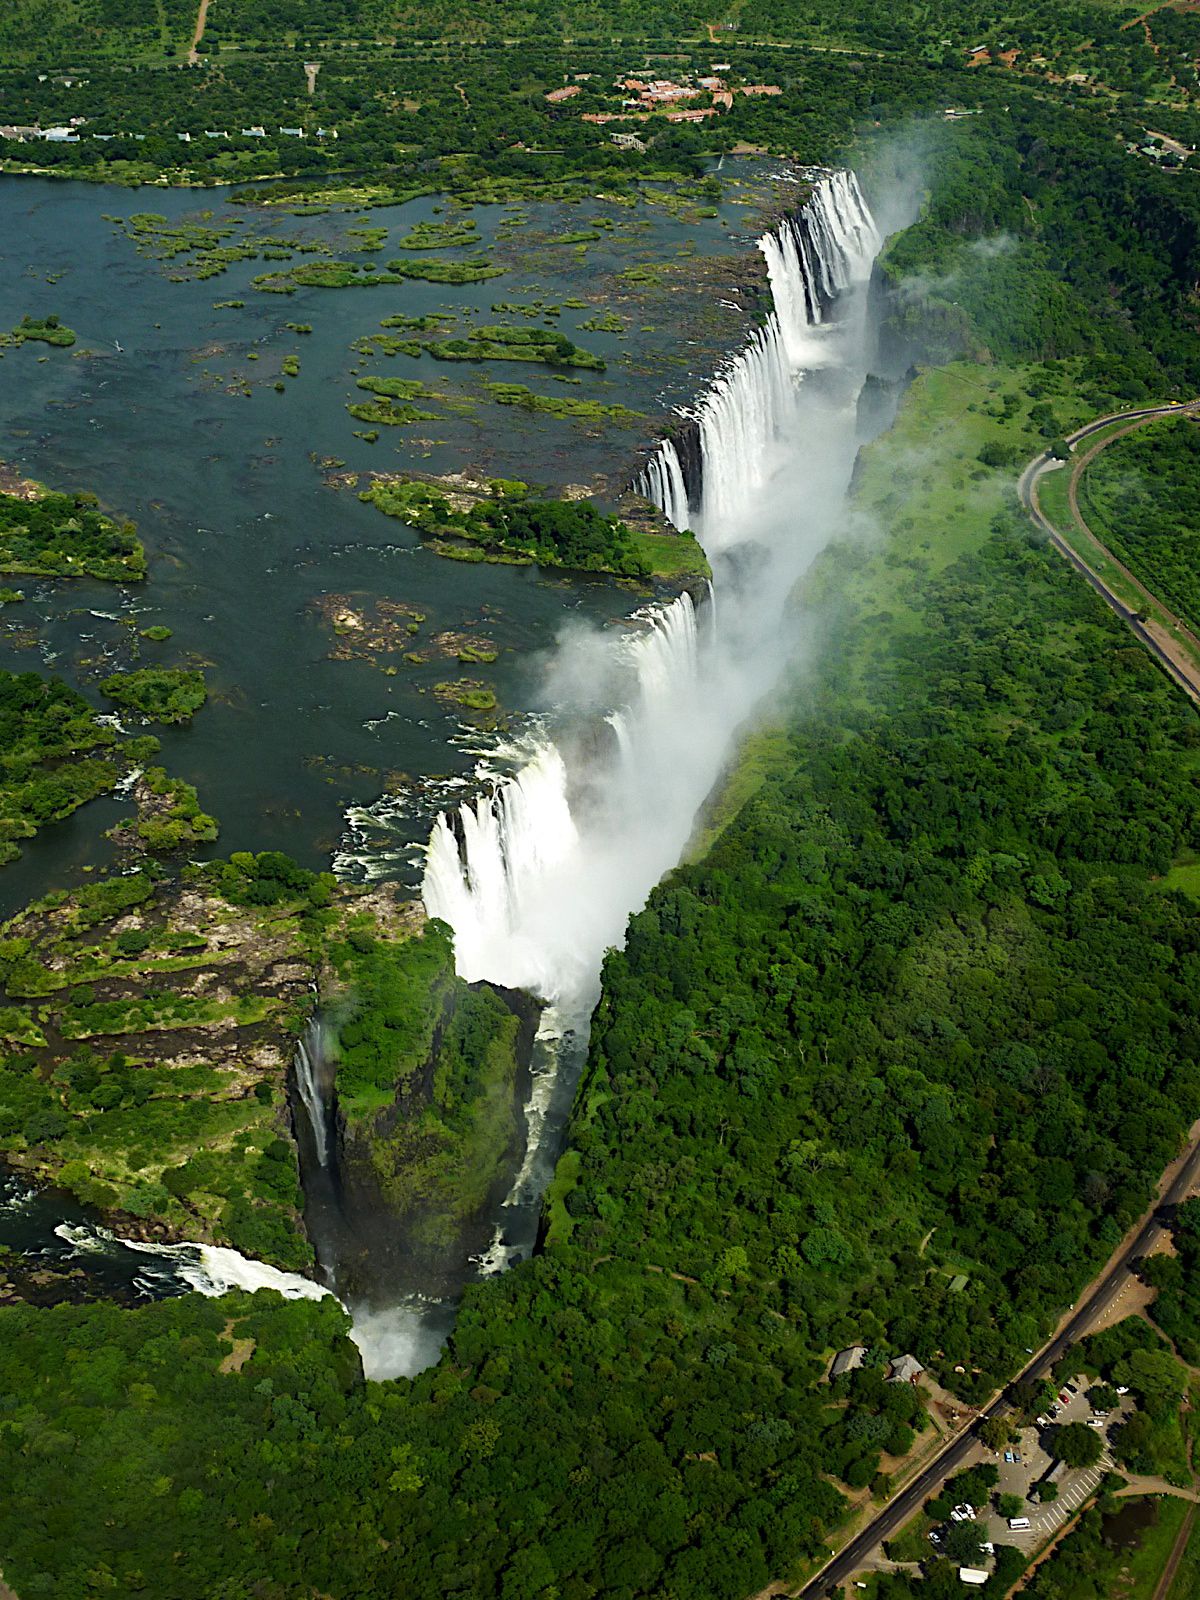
[979,1416,1013,1451]
[1055,1422,1103,1469]
[997,1493,1025,1519]
[1088,1384,1120,1412]
[943,1520,985,1566]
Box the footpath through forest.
[1019,400,1200,706]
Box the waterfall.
[423,591,701,1005]
[636,168,881,534]
[694,320,795,542]
[423,166,881,1021]
[636,438,690,529]
[53,1221,335,1302]
[353,166,888,1376]
[293,1015,333,1167]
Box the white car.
[950,1506,976,1522]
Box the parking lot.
[978,1376,1133,1553]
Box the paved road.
[1018,401,1200,706]
[797,1126,1200,1598]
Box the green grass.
[630,526,711,579]
[1168,1507,1200,1600]
[686,727,792,862]
[1126,1497,1191,1600]
[1163,853,1200,900]
[543,1147,582,1246]
[883,1509,935,1565]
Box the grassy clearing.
[686,726,792,862]
[543,1147,581,1247]
[1163,854,1200,900]
[629,526,710,579]
[1125,1497,1191,1600]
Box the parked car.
[1014,1452,1023,1464]
[1004,1451,1015,1464]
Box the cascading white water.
[637,169,881,534]
[694,320,795,542]
[424,591,700,1003]
[54,1221,335,1302]
[636,438,690,530]
[293,1015,332,1167]
[424,162,880,1018]
[353,166,888,1378]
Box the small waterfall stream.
[293,1014,333,1169]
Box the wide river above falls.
[0,165,777,911]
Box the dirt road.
[188,0,210,64]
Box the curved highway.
[1018,401,1200,707]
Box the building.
[545,85,581,103]
[830,1346,867,1379]
[241,126,266,138]
[888,1354,925,1385]
[609,131,646,151]
[666,107,716,122]
[738,84,782,97]
[278,126,305,136]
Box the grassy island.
[394,218,480,250]
[2,314,75,349]
[360,476,655,577]
[254,255,504,294]
[0,485,145,582]
[481,379,643,421]
[99,667,207,725]
[0,671,137,865]
[408,324,605,370]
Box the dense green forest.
[0,485,144,581]
[1078,417,1200,636]
[1136,1194,1200,1368]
